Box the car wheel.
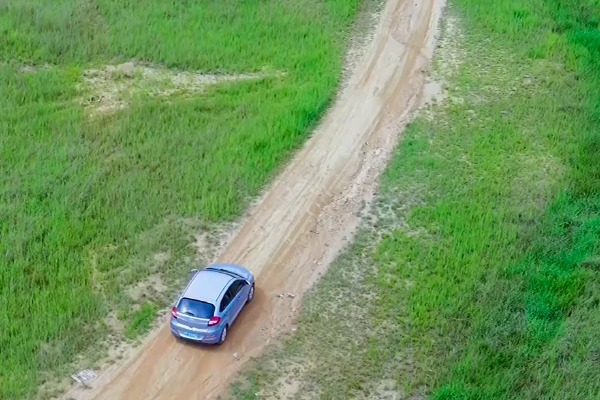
[247,284,255,303]
[218,325,228,345]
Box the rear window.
[176,298,215,319]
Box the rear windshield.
[177,298,215,319]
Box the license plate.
[182,332,201,339]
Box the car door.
[229,280,249,323]
[219,286,235,325]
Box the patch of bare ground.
[340,0,385,91]
[4,60,283,118]
[421,13,464,119]
[77,61,284,116]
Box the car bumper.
[170,321,220,344]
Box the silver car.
[170,263,255,345]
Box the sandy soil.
[65,0,446,398]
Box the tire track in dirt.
[67,0,446,398]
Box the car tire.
[218,325,228,345]
[247,284,255,303]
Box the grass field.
[231,1,600,399]
[0,1,364,398]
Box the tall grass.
[230,1,600,399]
[0,1,362,398]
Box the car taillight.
[208,316,221,326]
[171,307,178,319]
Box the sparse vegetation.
[0,0,363,398]
[231,1,600,399]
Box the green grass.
[124,302,157,339]
[230,1,600,399]
[0,1,363,398]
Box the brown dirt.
[65,0,446,398]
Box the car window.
[177,298,215,319]
[220,280,247,311]
[220,286,234,312]
[231,279,246,296]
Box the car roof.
[182,270,234,304]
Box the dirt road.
[67,0,445,398]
